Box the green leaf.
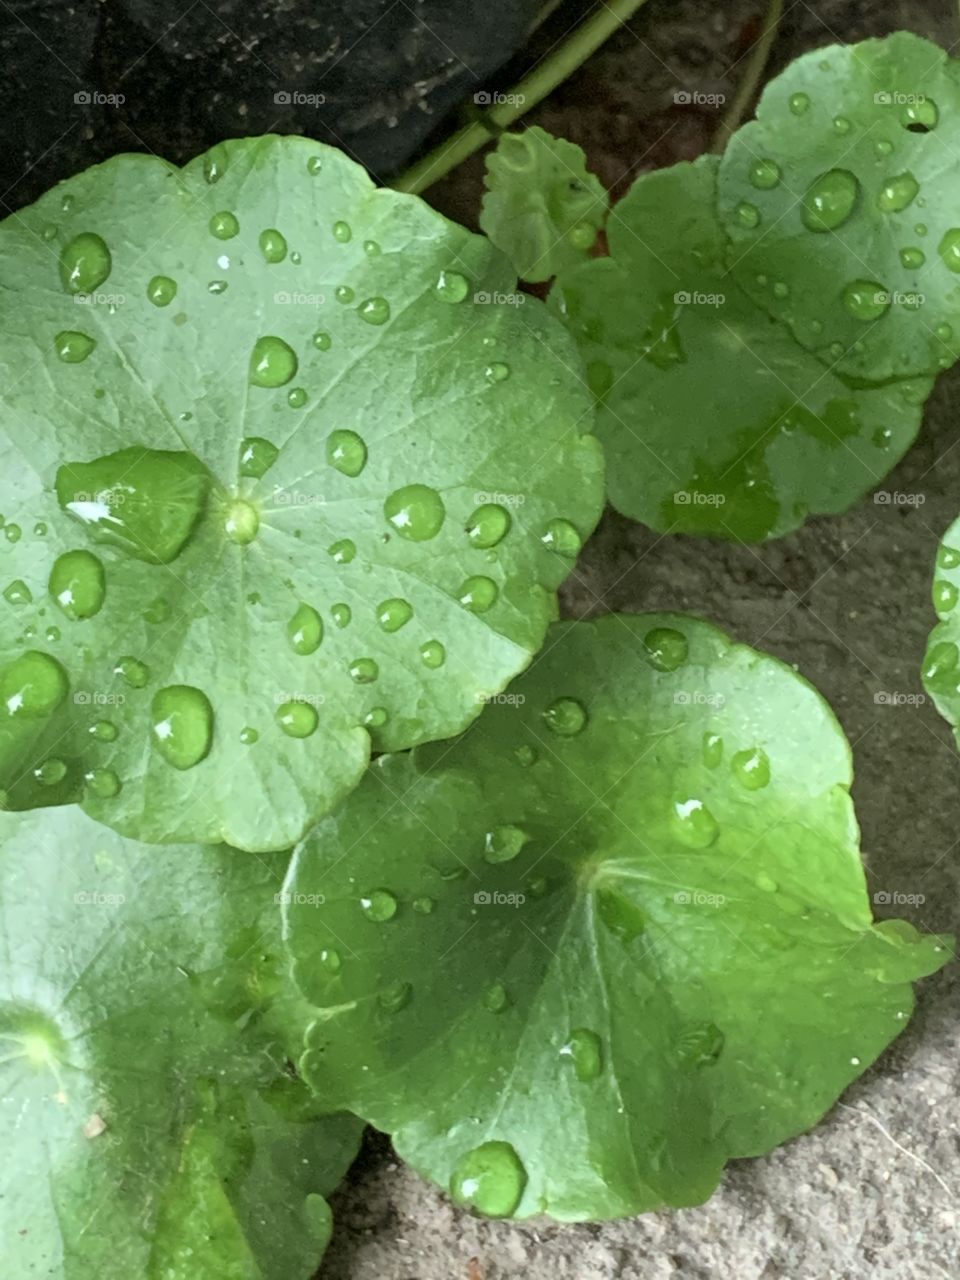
[480,127,609,282]
[284,613,951,1221]
[551,155,932,540]
[921,519,960,730]
[717,32,960,381]
[0,803,363,1278]
[0,134,603,851]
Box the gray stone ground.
[320,2,960,1276]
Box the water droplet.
[3,580,31,606]
[483,824,529,864]
[378,980,411,1013]
[313,330,332,351]
[876,172,919,213]
[224,498,259,544]
[34,522,47,537]
[327,429,367,477]
[203,147,227,183]
[331,603,352,629]
[559,1028,602,1080]
[749,158,781,190]
[543,697,587,736]
[364,706,388,729]
[933,579,958,612]
[735,201,760,229]
[143,596,170,624]
[671,798,719,848]
[841,280,890,321]
[915,222,928,237]
[90,720,118,742]
[833,115,851,133]
[349,657,379,683]
[307,155,323,175]
[900,98,938,131]
[731,746,770,790]
[356,296,390,326]
[250,335,298,387]
[677,1022,724,1068]
[49,550,105,620]
[151,685,214,770]
[320,947,341,972]
[377,598,413,632]
[287,387,308,409]
[209,211,239,239]
[643,626,688,672]
[899,246,925,269]
[801,169,859,232]
[205,279,227,295]
[328,539,356,564]
[56,446,211,565]
[484,362,510,383]
[363,240,381,256]
[702,731,723,768]
[239,436,279,479]
[412,896,435,915]
[937,544,960,570]
[874,138,894,158]
[332,220,352,243]
[435,270,469,303]
[458,576,498,612]
[258,228,288,262]
[85,767,120,799]
[935,323,953,342]
[287,604,323,655]
[772,280,790,300]
[44,626,60,643]
[420,640,445,668]
[360,889,397,922]
[34,757,68,787]
[384,484,445,541]
[1,651,69,718]
[147,275,177,307]
[466,504,511,548]
[540,518,582,557]
[334,285,355,304]
[755,870,778,893]
[788,92,810,115]
[59,232,111,294]
[937,228,960,273]
[276,700,319,737]
[4,524,20,544]
[450,1141,526,1218]
[55,330,96,363]
[114,656,149,688]
[514,744,537,767]
[483,982,509,1012]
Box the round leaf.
[0,804,363,1277]
[284,613,951,1221]
[551,156,931,540]
[922,516,960,729]
[718,32,960,381]
[480,126,609,282]
[0,135,603,850]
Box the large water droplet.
[933,579,958,612]
[331,603,352,629]
[49,550,105,620]
[801,169,859,232]
[59,232,111,294]
[484,362,510,383]
[542,697,587,736]
[559,1028,602,1081]
[288,604,323,655]
[900,246,925,269]
[259,229,288,263]
[239,436,279,479]
[349,657,379,684]
[34,757,67,787]
[377,598,413,632]
[749,158,781,190]
[466,504,510,549]
[357,296,390,326]
[450,1141,527,1218]
[85,767,120,798]
[420,640,445,668]
[327,430,367,477]
[276,699,319,737]
[147,275,177,307]
[151,685,214,770]
[540,518,582,557]
[643,626,688,672]
[841,280,890,321]
[671,798,719,848]
[458,576,498,613]
[250,336,298,387]
[937,228,960,273]
[90,720,118,742]
[900,98,938,131]
[224,499,259,544]
[55,331,96,363]
[436,270,469,302]
[483,824,529,864]
[1,651,69,718]
[876,172,919,213]
[360,889,397,921]
[384,484,445,541]
[731,746,770,790]
[209,211,239,239]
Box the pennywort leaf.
[0,134,603,850]
[0,804,363,1278]
[551,155,931,540]
[480,126,609,282]
[284,613,951,1221]
[718,32,960,381]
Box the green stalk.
[712,0,783,151]
[392,0,651,194]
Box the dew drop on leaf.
[900,98,938,131]
[312,330,332,351]
[643,626,688,672]
[239,726,259,745]
[483,982,509,1012]
[287,604,323,655]
[384,484,445,541]
[671,797,719,848]
[287,387,308,409]
[239,436,279,479]
[4,524,20,543]
[331,603,352,629]
[702,731,723,768]
[113,656,149,688]
[841,280,890,321]
[466,504,511,548]
[937,544,960,570]
[800,169,859,232]
[326,430,367,477]
[349,658,379,684]
[412,896,435,915]
[450,1141,527,1218]
[307,155,323,175]
[457,576,498,612]
[377,598,413,632]
[59,232,111,294]
[540,518,582,557]
[54,330,96,363]
[559,1028,603,1081]
[224,499,259,544]
[378,980,411,1013]
[484,362,510,383]
[933,579,958,612]
[34,758,67,787]
[334,285,355,304]
[49,550,105,621]
[276,700,319,737]
[514,744,537,766]
[150,685,214,771]
[1,652,68,718]
[90,720,118,742]
[735,201,760,229]
[937,228,960,273]
[249,335,298,387]
[364,706,388,728]
[3,580,31,606]
[209,211,239,239]
[357,296,390,326]
[876,173,919,213]
[899,246,925,269]
[420,639,445,668]
[320,948,341,972]
[84,767,121,798]
[748,158,781,190]
[258,228,288,262]
[328,539,356,564]
[731,746,771,790]
[435,270,469,303]
[542,697,587,736]
[788,92,810,115]
[147,275,177,307]
[331,220,352,243]
[483,825,529,864]
[360,889,397,922]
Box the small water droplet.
[59,232,111,294]
[377,598,413,632]
[540,518,582,557]
[320,947,341,972]
[420,640,445,668]
[147,275,177,307]
[3,580,32,606]
[239,726,259,745]
[276,699,319,737]
[328,538,356,564]
[363,239,381,256]
[239,436,279,479]
[412,895,435,915]
[899,246,925,269]
[841,280,890,321]
[34,757,68,787]
[735,201,760,229]
[48,550,105,620]
[287,387,308,409]
[307,155,323,175]
[357,296,391,326]
[224,498,259,544]
[937,544,960,570]
[466,504,511,548]
[702,731,723,768]
[384,484,445,541]
[258,228,288,262]
[484,362,510,383]
[755,870,778,892]
[731,746,770,790]
[900,98,938,131]
[749,158,781,190]
[332,220,352,243]
[876,172,919,213]
[435,270,469,303]
[349,657,379,684]
[801,169,859,232]
[933,579,958,612]
[450,1141,526,1218]
[458,576,498,613]
[312,330,332,351]
[483,824,529,864]
[250,335,298,387]
[55,328,97,364]
[833,115,851,133]
[542,697,587,736]
[288,603,323,655]
[114,656,149,688]
[364,706,388,728]
[84,767,120,799]
[360,889,397,922]
[327,429,367,477]
[331,603,352,629]
[788,92,810,115]
[203,147,228,183]
[483,982,509,1012]
[151,685,214,770]
[90,719,118,742]
[4,524,20,544]
[334,285,355,305]
[209,211,239,239]
[671,797,719,848]
[559,1028,602,1081]
[643,626,688,672]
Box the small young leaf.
[0,804,363,1278]
[551,156,930,540]
[480,126,609,282]
[0,134,603,850]
[284,613,951,1221]
[718,32,960,381]
[922,518,960,730]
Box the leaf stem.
[712,0,784,152]
[391,0,651,195]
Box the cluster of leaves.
[0,31,955,1279]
